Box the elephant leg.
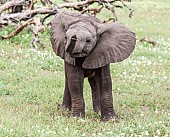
[96,65,116,121]
[61,77,71,111]
[88,77,101,114]
[61,62,71,111]
[65,62,85,118]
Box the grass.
[0,0,170,136]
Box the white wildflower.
[156,130,160,135]
[162,76,168,80]
[140,112,144,117]
[144,131,149,136]
[155,109,159,113]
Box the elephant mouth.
[68,47,89,58]
[70,52,88,58]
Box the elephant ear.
[50,12,80,65]
[82,22,136,69]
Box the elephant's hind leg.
[61,62,71,111]
[88,77,101,114]
[61,79,71,111]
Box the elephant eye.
[86,37,91,43]
[65,36,67,40]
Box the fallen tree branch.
[0,0,134,47]
[0,0,133,25]
[59,0,100,8]
[30,17,45,48]
[1,16,46,49]
[81,6,103,15]
[120,0,134,18]
[1,18,34,39]
[0,7,57,24]
[0,0,25,14]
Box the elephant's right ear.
[50,12,79,65]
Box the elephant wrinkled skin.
[50,11,136,121]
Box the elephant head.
[50,12,136,68]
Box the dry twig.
[139,37,159,46]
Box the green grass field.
[0,0,170,136]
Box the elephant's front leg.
[65,62,85,118]
[97,65,116,121]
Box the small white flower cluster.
[0,124,57,136]
[111,41,170,84]
[0,48,63,72]
[26,125,57,136]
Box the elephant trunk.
[66,35,77,53]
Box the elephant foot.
[71,110,85,118]
[93,106,101,114]
[61,103,71,111]
[101,112,116,122]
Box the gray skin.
[50,11,136,121]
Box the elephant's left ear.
[82,22,136,69]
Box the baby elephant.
[50,11,136,121]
